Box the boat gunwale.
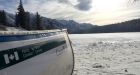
[0,29,67,36]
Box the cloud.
[0,0,140,25]
[57,0,71,4]
[75,0,92,11]
[0,0,17,13]
[0,0,91,13]
[133,0,139,2]
[128,0,140,3]
[47,0,92,11]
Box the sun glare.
[92,0,126,12]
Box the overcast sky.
[0,0,140,25]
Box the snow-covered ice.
[70,32,140,75]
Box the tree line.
[0,10,45,30]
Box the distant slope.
[41,17,96,33]
[92,19,140,33]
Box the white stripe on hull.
[0,34,64,51]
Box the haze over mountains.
[1,11,140,33]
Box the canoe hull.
[0,30,74,75]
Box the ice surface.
[70,32,140,75]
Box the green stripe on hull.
[0,38,66,70]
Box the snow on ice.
[70,32,140,75]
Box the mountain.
[91,19,140,33]
[6,12,15,26]
[41,17,96,33]
[1,10,140,33]
[1,11,96,33]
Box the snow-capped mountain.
[41,17,96,33]
[3,11,139,33]
[5,12,15,26]
[3,11,96,33]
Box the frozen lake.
[70,32,140,75]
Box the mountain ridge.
[1,11,96,33]
[0,10,140,33]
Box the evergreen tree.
[0,11,2,24]
[0,10,7,25]
[47,19,54,30]
[15,0,26,29]
[15,13,19,27]
[36,12,43,30]
[25,12,31,30]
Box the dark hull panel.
[0,30,74,75]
